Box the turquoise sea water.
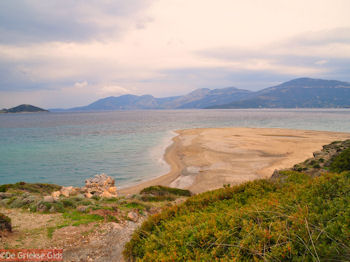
[1,109,350,188]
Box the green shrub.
[107,214,120,223]
[0,182,61,194]
[61,199,76,208]
[80,200,92,206]
[52,202,65,213]
[124,201,148,211]
[140,185,191,197]
[329,148,350,172]
[63,211,104,226]
[141,195,175,202]
[0,213,12,232]
[124,172,350,261]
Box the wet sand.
[118,127,350,195]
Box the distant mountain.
[0,104,49,113]
[52,78,350,111]
[208,78,350,108]
[66,87,251,111]
[164,87,252,109]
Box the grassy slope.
[125,166,350,260]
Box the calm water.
[1,109,350,187]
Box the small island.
[0,104,49,113]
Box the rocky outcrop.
[272,139,350,179]
[82,174,117,198]
[60,186,79,197]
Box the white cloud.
[98,85,130,95]
[74,81,88,89]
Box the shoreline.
[118,131,183,195]
[118,127,350,195]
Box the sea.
[1,109,350,188]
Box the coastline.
[118,127,350,195]
[118,131,184,195]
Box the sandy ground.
[119,127,350,195]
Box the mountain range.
[57,78,350,111]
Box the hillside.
[208,78,350,108]
[66,87,250,111]
[54,78,350,111]
[0,104,49,113]
[124,140,350,261]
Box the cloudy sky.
[1,0,350,108]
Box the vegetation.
[140,186,191,202]
[329,147,350,173]
[124,170,350,261]
[0,181,193,242]
[0,212,12,232]
[0,182,61,194]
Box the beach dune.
[119,127,350,195]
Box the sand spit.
[119,127,350,195]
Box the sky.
[0,0,350,108]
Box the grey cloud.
[196,27,350,84]
[158,67,295,91]
[289,27,350,46]
[0,0,153,44]
[0,59,77,92]
[197,27,350,61]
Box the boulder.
[108,186,117,194]
[127,211,138,222]
[43,196,55,203]
[82,173,118,198]
[85,192,93,199]
[100,191,113,198]
[60,186,74,197]
[51,191,61,200]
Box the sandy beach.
[119,127,350,195]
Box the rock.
[127,211,138,222]
[0,213,12,233]
[36,202,49,212]
[49,206,56,213]
[0,192,12,199]
[21,195,36,205]
[108,186,117,194]
[51,191,61,200]
[85,192,93,199]
[313,151,323,158]
[60,186,74,197]
[83,173,118,198]
[76,205,89,213]
[43,196,55,203]
[100,191,113,198]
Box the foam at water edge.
[149,130,177,172]
[117,130,178,189]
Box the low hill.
[124,140,350,261]
[1,104,49,113]
[208,78,350,108]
